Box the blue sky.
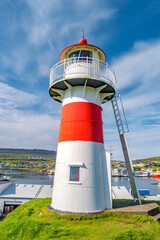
[0,0,160,160]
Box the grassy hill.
[112,156,160,163]
[0,198,160,240]
[0,148,56,172]
[0,148,56,159]
[0,148,56,163]
[136,157,160,162]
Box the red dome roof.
[79,37,87,45]
[60,31,106,62]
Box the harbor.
[0,170,160,220]
[0,169,160,196]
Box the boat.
[135,170,150,177]
[150,171,160,179]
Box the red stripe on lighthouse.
[58,102,104,143]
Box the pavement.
[110,202,160,221]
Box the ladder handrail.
[111,72,129,134]
[111,76,141,204]
[115,79,129,133]
[111,96,125,135]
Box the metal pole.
[120,134,141,204]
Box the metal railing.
[50,57,115,88]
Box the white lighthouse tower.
[48,34,116,214]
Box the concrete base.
[110,203,159,216]
[47,204,106,215]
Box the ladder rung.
[116,120,121,123]
[116,119,121,123]
[112,103,117,106]
[113,104,117,107]
[113,105,117,109]
[114,110,119,114]
[116,115,121,120]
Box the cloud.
[0,81,60,150]
[103,39,160,160]
[113,39,160,89]
[112,39,160,116]
[0,82,38,109]
[0,0,117,82]
[26,0,116,45]
[0,108,60,150]
[0,82,60,150]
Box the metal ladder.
[111,90,141,204]
[111,95,127,135]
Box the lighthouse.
[48,34,116,214]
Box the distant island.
[0,148,56,174]
[0,148,56,156]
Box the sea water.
[0,169,160,196]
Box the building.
[0,182,53,215]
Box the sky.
[0,0,160,160]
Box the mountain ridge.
[0,148,56,156]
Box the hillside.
[0,148,56,171]
[0,148,56,158]
[136,157,160,162]
[112,156,160,163]
[0,199,160,240]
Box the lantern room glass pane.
[68,51,80,59]
[68,50,92,62]
[81,50,92,58]
[70,166,80,181]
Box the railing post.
[63,59,66,78]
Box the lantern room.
[49,35,115,103]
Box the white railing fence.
[50,57,115,88]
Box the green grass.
[137,156,160,162]
[0,199,160,240]
[0,152,56,162]
[15,168,46,172]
